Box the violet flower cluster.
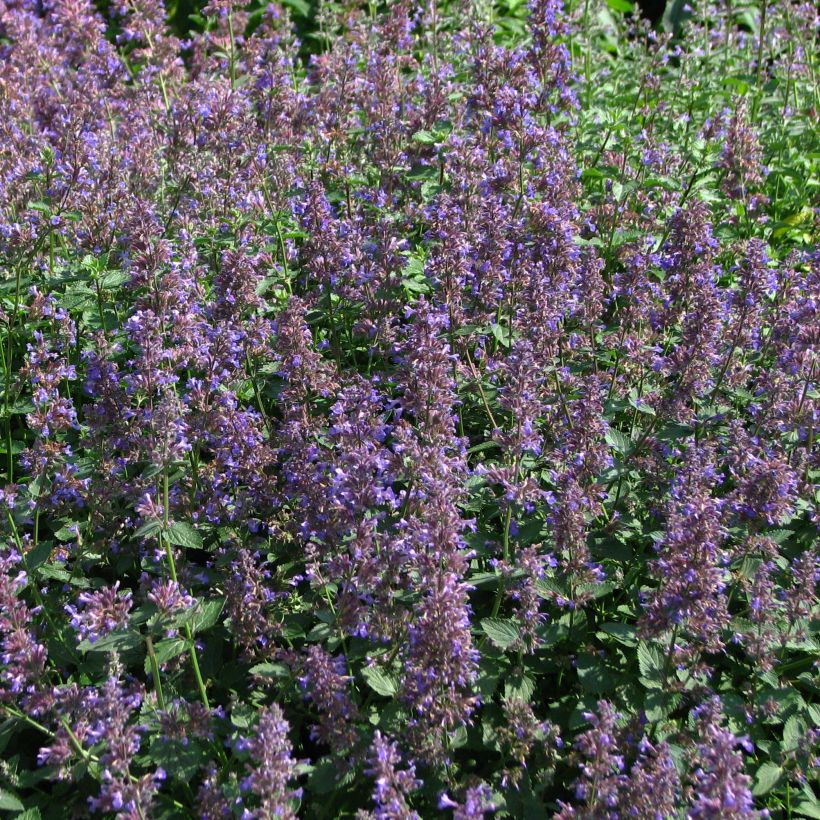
[0,0,817,816]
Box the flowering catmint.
[223,548,275,655]
[65,582,133,644]
[439,784,495,820]
[640,445,730,654]
[0,0,816,814]
[496,698,558,787]
[620,738,681,819]
[0,552,47,697]
[685,698,759,819]
[555,700,627,819]
[401,572,480,762]
[366,731,421,820]
[239,704,302,819]
[719,101,767,208]
[146,578,195,617]
[293,645,360,753]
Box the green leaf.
[597,623,637,646]
[662,0,693,33]
[637,642,664,689]
[78,629,143,654]
[149,738,207,782]
[752,762,783,796]
[361,667,397,697]
[248,662,289,679]
[490,323,511,349]
[282,0,310,17]
[306,622,331,642]
[307,757,357,795]
[605,428,632,454]
[152,638,188,666]
[449,725,468,749]
[628,396,656,416]
[481,618,521,650]
[504,673,535,702]
[25,540,53,572]
[783,715,805,752]
[0,789,24,812]
[644,689,679,722]
[134,520,162,540]
[576,656,617,694]
[99,270,130,289]
[166,521,203,550]
[187,598,224,635]
[605,0,633,11]
[403,255,426,278]
[795,800,820,820]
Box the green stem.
[162,468,211,711]
[145,636,166,712]
[752,0,768,122]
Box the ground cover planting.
[0,0,818,816]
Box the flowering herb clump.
[0,0,818,817]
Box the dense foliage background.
[0,0,818,817]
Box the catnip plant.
[0,0,817,817]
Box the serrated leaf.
[99,270,130,289]
[307,757,356,795]
[0,789,24,811]
[628,397,656,416]
[188,598,224,635]
[637,641,664,688]
[249,662,289,679]
[481,618,521,650]
[25,540,53,572]
[605,428,632,454]
[795,802,820,820]
[152,638,188,666]
[78,629,143,654]
[306,622,331,642]
[449,725,468,749]
[784,715,805,751]
[149,738,206,782]
[644,689,679,722]
[361,667,397,697]
[752,762,783,796]
[134,520,162,540]
[606,0,633,14]
[505,673,535,702]
[576,655,617,693]
[166,521,203,550]
[597,622,637,646]
[490,323,511,349]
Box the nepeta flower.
[294,645,360,753]
[0,551,48,697]
[147,578,195,616]
[223,548,275,655]
[620,738,680,819]
[640,445,730,653]
[555,700,626,819]
[366,731,421,820]
[65,582,133,643]
[238,704,303,819]
[719,101,766,206]
[685,698,759,819]
[438,784,495,819]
